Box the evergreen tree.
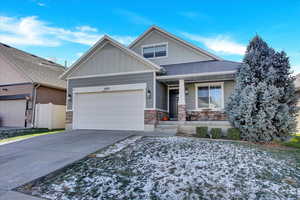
[226,35,297,142]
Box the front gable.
[70,42,153,78]
[129,26,221,66]
[61,35,161,80]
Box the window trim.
[141,42,168,59]
[195,82,224,111]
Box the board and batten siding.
[70,43,151,78]
[67,72,154,110]
[130,30,213,66]
[186,80,235,110]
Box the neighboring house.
[61,26,241,131]
[0,43,66,128]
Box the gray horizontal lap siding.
[156,81,167,111]
[67,72,154,110]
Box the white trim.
[195,82,224,110]
[156,71,236,80]
[144,108,168,112]
[128,25,222,61]
[67,70,154,80]
[60,35,161,80]
[153,71,156,109]
[141,42,168,60]
[72,83,147,130]
[167,86,179,112]
[73,83,147,94]
[66,80,73,112]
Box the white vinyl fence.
[35,103,66,130]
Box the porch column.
[178,79,186,121]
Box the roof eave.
[156,70,237,80]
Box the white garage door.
[0,99,26,127]
[74,90,144,130]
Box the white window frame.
[141,42,168,59]
[195,82,224,111]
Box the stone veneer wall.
[66,111,73,124]
[178,105,187,121]
[144,110,168,125]
[187,110,228,121]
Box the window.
[196,83,223,109]
[142,43,167,58]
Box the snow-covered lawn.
[22,137,299,200]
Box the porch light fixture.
[67,93,72,100]
[147,88,151,99]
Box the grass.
[283,135,300,149]
[0,130,64,144]
[281,132,300,149]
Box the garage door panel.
[74,90,144,130]
[0,100,26,127]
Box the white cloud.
[37,2,45,7]
[182,32,246,55]
[116,9,153,25]
[76,52,83,57]
[0,15,135,47]
[75,25,97,32]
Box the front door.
[169,89,179,120]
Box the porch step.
[155,124,178,134]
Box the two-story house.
[60,26,241,131]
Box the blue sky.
[0,0,299,73]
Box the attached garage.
[73,84,146,131]
[0,99,26,127]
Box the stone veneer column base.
[178,105,187,121]
[65,111,73,130]
[188,110,228,121]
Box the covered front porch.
[156,71,236,123]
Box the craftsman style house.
[61,26,241,131]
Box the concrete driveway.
[0,130,134,199]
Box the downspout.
[31,83,41,128]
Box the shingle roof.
[160,60,241,76]
[0,43,66,89]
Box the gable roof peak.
[129,25,223,61]
[60,35,162,79]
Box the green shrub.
[196,127,209,138]
[211,128,222,139]
[227,128,241,140]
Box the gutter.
[156,70,236,80]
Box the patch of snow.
[95,136,142,158]
[28,137,300,200]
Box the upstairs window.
[142,43,167,58]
